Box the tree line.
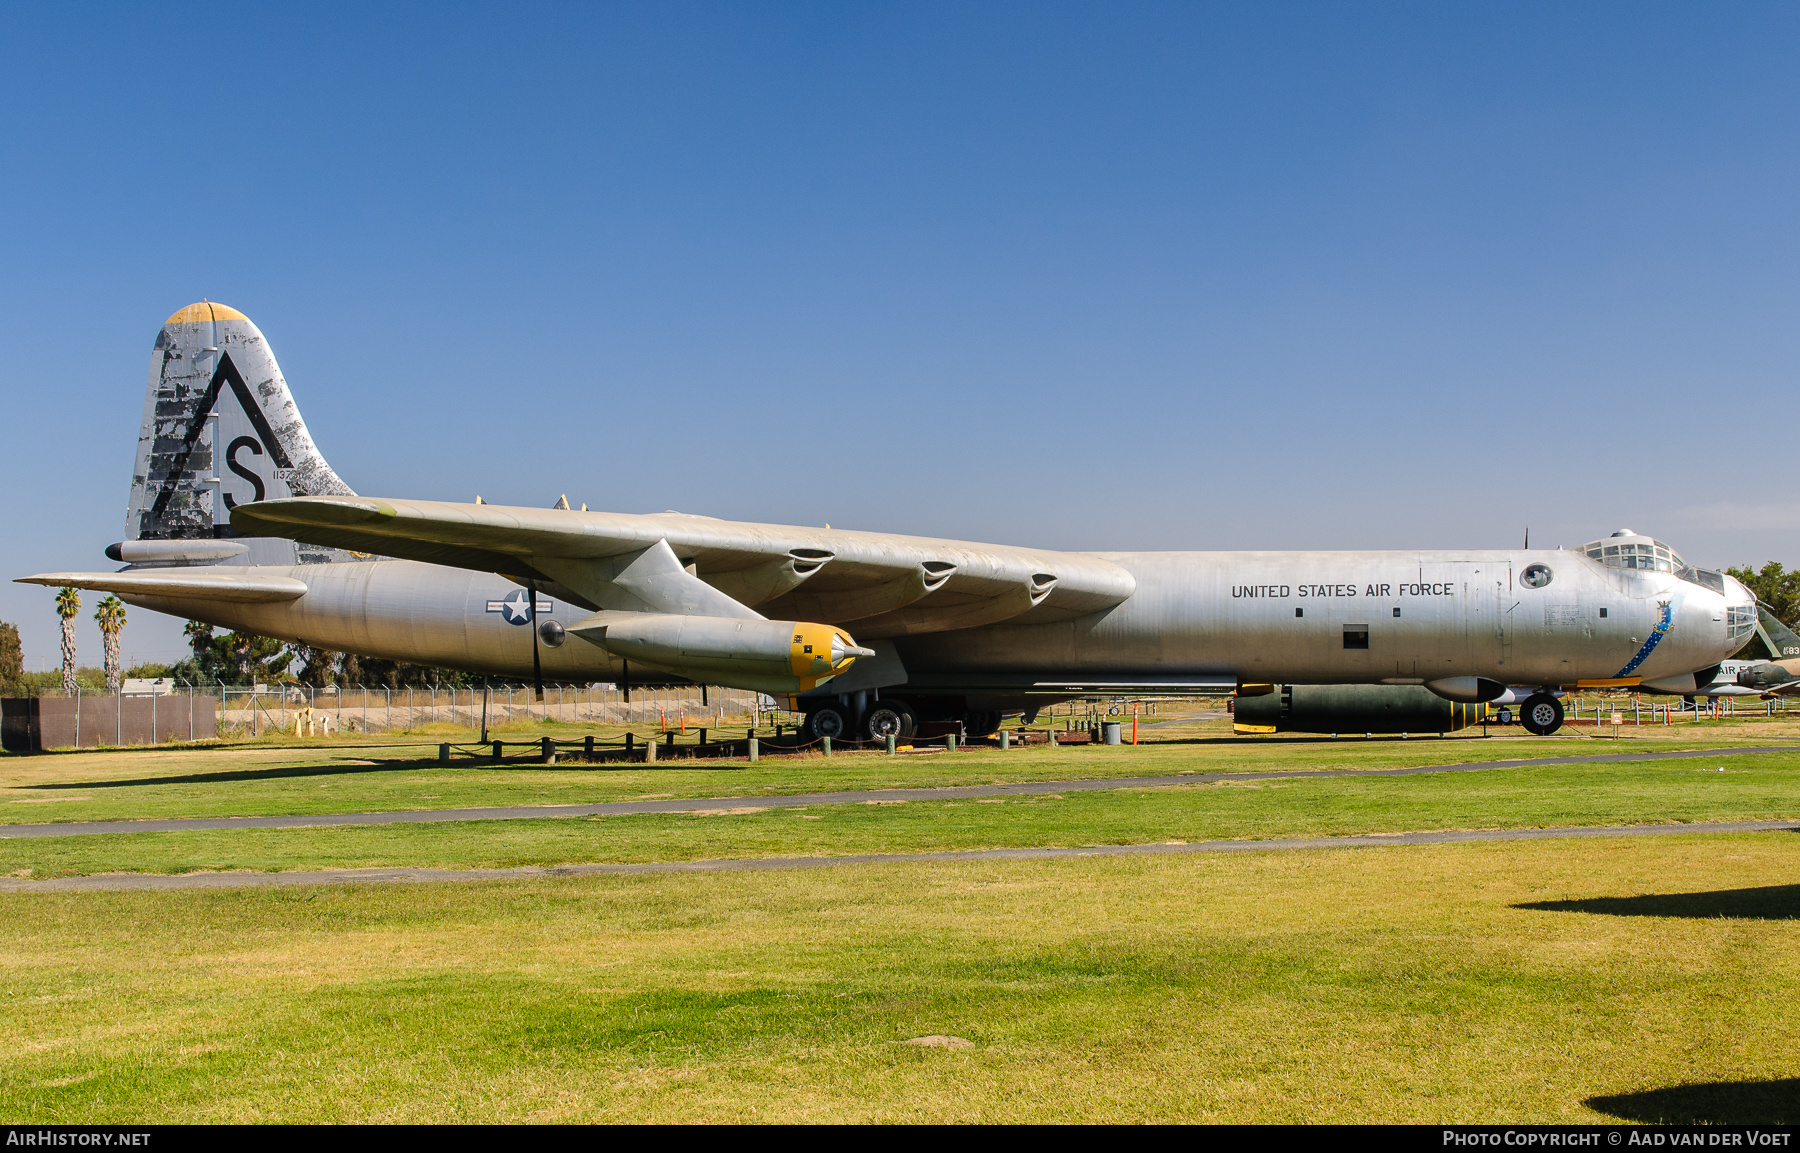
[0,587,474,697]
[168,619,475,689]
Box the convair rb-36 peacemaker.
[19,304,1758,739]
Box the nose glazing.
[1721,574,1758,650]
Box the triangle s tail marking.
[146,351,296,525]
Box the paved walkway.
[3,745,1794,840]
[2,818,1792,892]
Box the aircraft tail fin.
[1754,603,1800,660]
[127,302,356,563]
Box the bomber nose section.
[1722,573,1757,652]
[1640,558,1759,692]
[1670,568,1755,656]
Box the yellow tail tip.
[165,301,249,325]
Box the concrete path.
[3,744,1794,840]
[2,818,1793,892]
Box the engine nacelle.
[1234,684,1488,735]
[104,539,249,565]
[570,613,872,694]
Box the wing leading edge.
[15,570,308,603]
[231,496,1135,636]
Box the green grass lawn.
[2,754,1796,879]
[3,724,1797,1123]
[2,833,1796,1122]
[4,716,1794,827]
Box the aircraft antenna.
[1524,527,1529,550]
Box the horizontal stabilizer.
[15,570,308,603]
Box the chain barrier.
[431,725,986,768]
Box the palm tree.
[184,620,214,680]
[94,596,126,693]
[55,586,80,696]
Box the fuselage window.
[1344,625,1369,650]
[1599,607,1608,618]
[1392,607,1401,617]
[1521,563,1552,589]
[1295,607,1304,618]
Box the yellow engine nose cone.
[789,623,873,689]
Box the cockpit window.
[1578,535,1684,574]
[1582,531,1737,596]
[1684,568,1726,594]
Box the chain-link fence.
[2,683,780,749]
[216,684,772,737]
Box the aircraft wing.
[15,570,308,603]
[232,496,1135,636]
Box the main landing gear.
[801,699,918,742]
[802,705,851,741]
[862,700,916,741]
[1519,693,1565,736]
[962,710,1002,737]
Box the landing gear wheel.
[805,706,849,741]
[964,710,1003,737]
[1520,693,1564,736]
[863,701,916,741]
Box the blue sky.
[3,2,1798,668]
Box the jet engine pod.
[1424,676,1507,704]
[569,612,873,695]
[1234,684,1488,735]
[105,539,250,565]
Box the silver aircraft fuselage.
[897,549,1747,692]
[106,545,1752,697]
